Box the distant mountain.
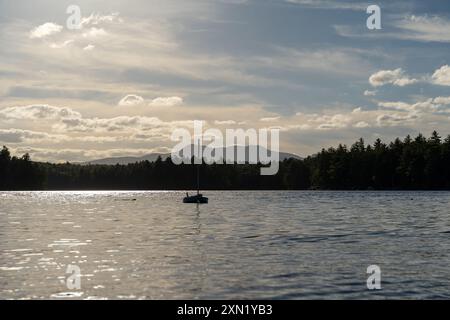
[82,145,301,165]
[82,153,170,165]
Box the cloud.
[5,4,450,161]
[393,15,450,43]
[0,129,55,143]
[0,104,82,121]
[260,116,280,122]
[369,68,418,87]
[0,128,157,145]
[291,94,450,131]
[53,115,164,133]
[286,124,311,131]
[433,96,450,105]
[261,47,376,76]
[368,65,450,88]
[83,44,95,51]
[285,0,367,11]
[29,22,63,39]
[335,15,450,44]
[50,39,74,49]
[354,121,369,128]
[364,90,377,96]
[81,12,123,27]
[315,114,352,130]
[118,94,145,106]
[11,146,156,163]
[376,113,418,127]
[293,112,355,131]
[148,96,183,107]
[432,65,450,86]
[82,27,107,38]
[378,98,450,113]
[0,104,205,159]
[214,120,236,125]
[378,101,416,112]
[0,104,161,133]
[8,10,332,110]
[2,97,449,162]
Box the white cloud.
[369,68,418,87]
[5,7,450,161]
[285,0,367,11]
[2,98,450,162]
[214,120,236,125]
[354,121,369,128]
[335,15,450,44]
[432,65,450,86]
[291,95,450,131]
[81,12,123,27]
[433,96,450,105]
[263,47,375,76]
[378,101,416,112]
[260,116,280,122]
[394,15,450,43]
[0,129,54,143]
[0,104,82,121]
[83,44,95,51]
[364,90,377,97]
[316,114,352,130]
[29,22,63,39]
[376,113,418,127]
[53,115,162,133]
[118,94,145,106]
[82,27,107,38]
[286,124,311,130]
[149,96,183,107]
[0,104,169,134]
[368,65,450,88]
[0,128,164,145]
[50,39,74,49]
[11,146,155,163]
[378,98,447,114]
[394,78,418,87]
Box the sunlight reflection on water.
[1,190,450,299]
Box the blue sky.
[1,0,450,161]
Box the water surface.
[1,191,450,299]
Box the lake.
[1,191,450,299]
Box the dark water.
[1,191,450,299]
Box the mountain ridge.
[82,145,301,165]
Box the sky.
[1,0,450,162]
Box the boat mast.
[196,165,200,195]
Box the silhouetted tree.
[2,132,450,190]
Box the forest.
[1,131,450,190]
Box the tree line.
[0,146,44,190]
[1,131,450,190]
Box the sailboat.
[183,165,208,204]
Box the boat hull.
[183,195,208,204]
